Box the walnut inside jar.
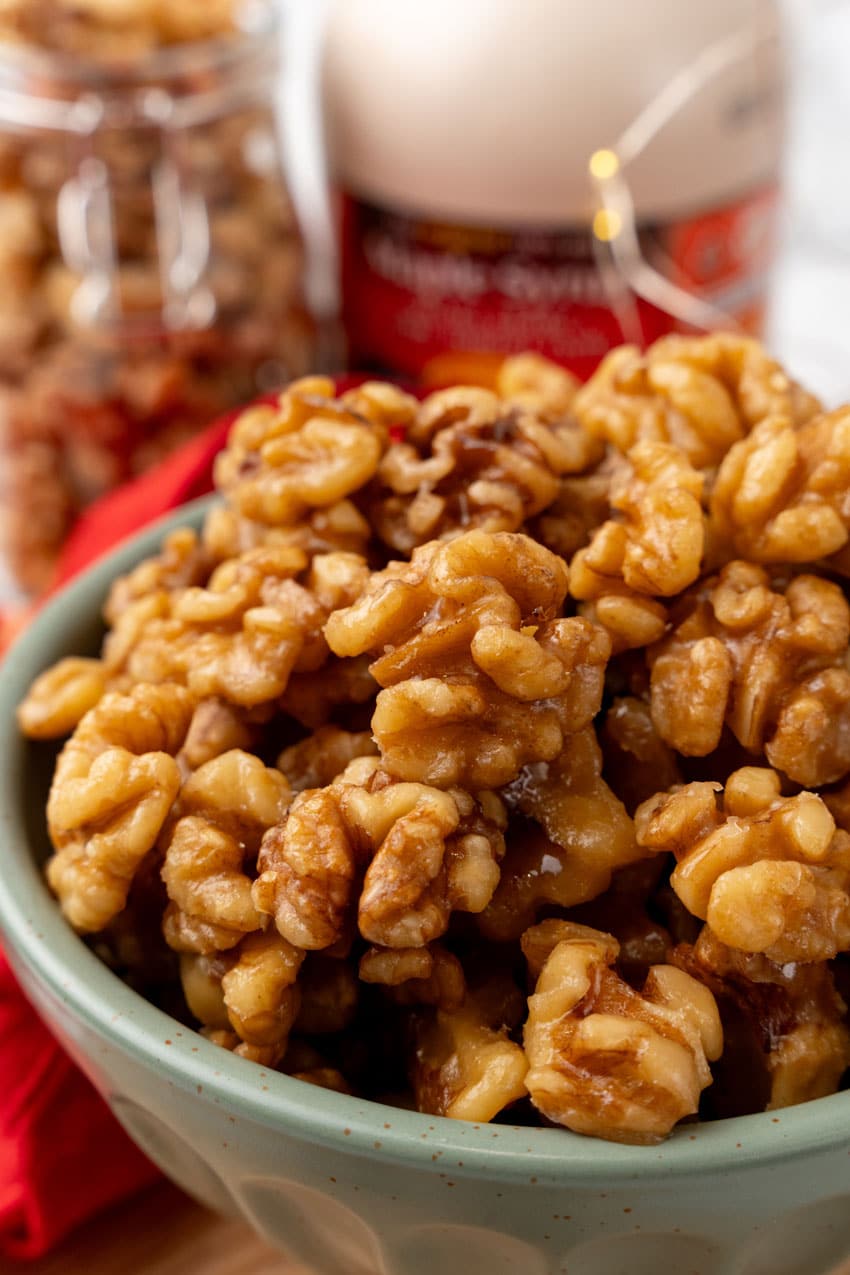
[0,1,314,592]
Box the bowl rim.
[0,492,847,1185]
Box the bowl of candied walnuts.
[4,336,850,1275]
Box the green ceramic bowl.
[0,496,848,1275]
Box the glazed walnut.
[46,683,193,932]
[674,927,850,1113]
[17,657,107,740]
[648,561,850,786]
[221,931,304,1060]
[181,932,304,1065]
[201,500,372,565]
[572,332,820,469]
[369,384,601,554]
[710,408,850,567]
[295,955,359,1034]
[570,442,704,651]
[636,768,850,963]
[359,942,466,1010]
[495,351,580,418]
[479,728,644,941]
[279,655,377,730]
[103,527,212,627]
[277,726,378,793]
[410,991,529,1122]
[105,544,369,710]
[529,456,625,561]
[177,698,262,773]
[214,377,414,526]
[253,758,506,951]
[161,750,291,953]
[523,925,722,1143]
[325,530,610,788]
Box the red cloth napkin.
[0,410,237,1260]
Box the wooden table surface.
[23,1184,306,1275]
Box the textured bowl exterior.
[0,497,849,1275]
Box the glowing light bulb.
[589,148,620,181]
[593,209,622,242]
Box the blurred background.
[0,0,848,598]
[280,0,850,395]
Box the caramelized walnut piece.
[325,530,610,789]
[359,943,466,1010]
[569,442,704,651]
[177,698,262,773]
[529,457,623,561]
[161,750,291,953]
[201,500,372,564]
[103,527,212,626]
[277,726,378,793]
[105,544,369,711]
[709,408,850,566]
[524,926,722,1143]
[479,727,644,941]
[180,952,231,1033]
[410,986,529,1121]
[674,927,850,1113]
[18,657,107,740]
[369,383,600,555]
[496,352,580,418]
[636,767,850,963]
[214,376,413,525]
[46,683,193,932]
[572,332,820,469]
[200,1028,283,1068]
[182,930,304,1065]
[221,931,304,1059]
[573,442,705,597]
[254,758,506,951]
[648,561,850,785]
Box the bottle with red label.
[322,0,785,385]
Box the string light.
[588,148,620,181]
[592,208,622,242]
[587,20,778,336]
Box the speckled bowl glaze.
[1,496,849,1275]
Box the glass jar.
[0,2,314,592]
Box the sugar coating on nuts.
[524,925,722,1143]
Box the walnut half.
[524,923,722,1143]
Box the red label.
[339,187,779,385]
